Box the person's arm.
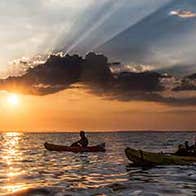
[74,139,80,145]
[77,139,82,145]
[70,140,81,147]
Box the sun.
[7,94,20,106]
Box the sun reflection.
[2,184,28,194]
[5,132,21,136]
[0,132,29,195]
[2,132,21,165]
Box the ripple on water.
[0,132,196,195]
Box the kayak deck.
[125,147,196,166]
[44,142,106,153]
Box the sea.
[0,131,195,196]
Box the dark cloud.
[173,73,196,91]
[0,52,196,106]
[81,52,113,86]
[0,54,83,95]
[0,52,163,94]
[116,72,163,92]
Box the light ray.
[66,0,123,53]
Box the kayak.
[125,147,196,166]
[44,142,106,153]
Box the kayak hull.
[44,142,106,153]
[125,147,196,166]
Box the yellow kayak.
[125,147,196,166]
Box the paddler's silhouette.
[71,131,89,147]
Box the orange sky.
[0,88,195,132]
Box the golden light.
[7,94,19,106]
[1,132,29,195]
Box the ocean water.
[0,131,195,196]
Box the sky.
[98,0,196,70]
[0,0,195,132]
[0,0,172,77]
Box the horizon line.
[0,129,195,133]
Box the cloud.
[0,52,163,95]
[110,64,154,74]
[169,10,196,18]
[0,52,196,106]
[173,73,196,91]
[0,54,83,95]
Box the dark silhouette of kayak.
[125,147,196,166]
[44,142,106,153]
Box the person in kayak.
[71,131,89,147]
[175,144,187,156]
[185,141,190,151]
[175,140,196,156]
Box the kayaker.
[175,144,187,156]
[71,131,89,147]
[175,141,196,156]
[185,141,190,151]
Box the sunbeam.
[66,0,123,54]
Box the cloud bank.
[0,53,195,106]
[0,53,162,94]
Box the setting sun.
[7,94,19,106]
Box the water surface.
[0,131,195,195]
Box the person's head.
[80,131,85,138]
[185,141,189,146]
